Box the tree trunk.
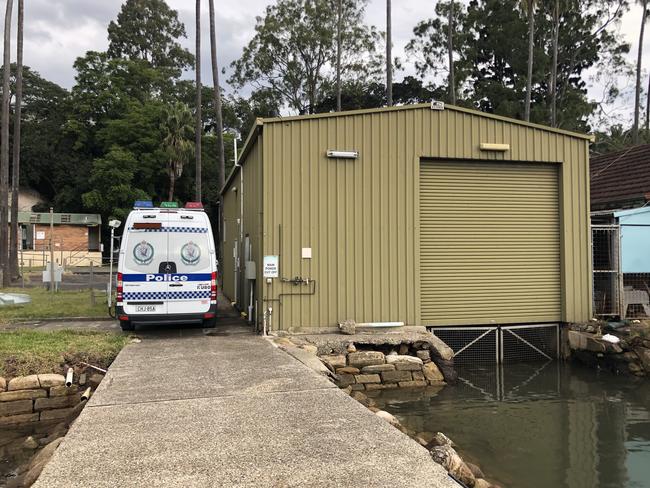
[646,68,650,133]
[168,168,176,202]
[208,0,225,277]
[448,0,456,104]
[634,0,647,143]
[9,0,22,279]
[524,0,534,122]
[386,0,392,106]
[0,0,13,288]
[195,0,202,202]
[336,0,342,112]
[550,0,559,127]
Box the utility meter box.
[245,261,257,280]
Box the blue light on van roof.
[134,200,154,208]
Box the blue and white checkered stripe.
[128,226,208,233]
[124,291,210,301]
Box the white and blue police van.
[115,200,218,331]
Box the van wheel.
[120,321,135,332]
[203,318,217,328]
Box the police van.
[115,201,218,331]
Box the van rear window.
[133,222,162,229]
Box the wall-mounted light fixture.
[479,143,510,152]
[327,150,359,159]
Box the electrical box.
[302,247,312,259]
[245,261,256,280]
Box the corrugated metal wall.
[420,161,561,326]
[221,175,238,301]
[249,105,591,331]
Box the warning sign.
[263,255,279,278]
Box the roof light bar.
[185,202,204,209]
[133,200,154,209]
[160,201,179,208]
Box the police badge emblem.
[181,241,201,265]
[133,241,154,265]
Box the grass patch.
[0,329,130,378]
[0,288,109,324]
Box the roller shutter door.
[420,161,561,326]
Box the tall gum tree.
[0,0,13,287]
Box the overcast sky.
[17,0,646,125]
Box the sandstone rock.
[635,347,650,372]
[629,362,643,373]
[368,406,380,412]
[37,374,66,388]
[78,373,87,386]
[416,350,431,362]
[423,362,445,383]
[300,345,318,355]
[320,354,346,369]
[335,374,356,387]
[416,431,435,445]
[88,373,105,388]
[0,399,33,416]
[350,384,365,391]
[429,334,455,361]
[429,444,475,488]
[354,374,381,384]
[386,355,423,371]
[474,479,491,488]
[387,350,398,356]
[432,358,458,383]
[351,391,376,408]
[412,371,425,381]
[467,461,485,479]
[0,413,39,426]
[346,343,357,353]
[365,383,398,391]
[398,344,409,355]
[336,366,360,375]
[381,370,412,383]
[22,436,39,450]
[342,386,353,395]
[339,319,356,335]
[274,337,295,347]
[49,385,79,397]
[361,364,395,373]
[8,375,40,391]
[34,394,81,412]
[23,437,64,486]
[398,380,427,388]
[348,351,385,368]
[0,376,6,392]
[375,410,401,427]
[426,432,456,448]
[39,407,77,422]
[0,389,46,402]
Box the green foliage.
[230,0,381,114]
[161,102,194,200]
[107,0,194,76]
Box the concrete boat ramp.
[34,321,457,487]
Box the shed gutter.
[221,119,263,195]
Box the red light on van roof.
[185,202,203,209]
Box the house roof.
[222,103,593,195]
[590,144,650,210]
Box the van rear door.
[166,212,212,315]
[122,211,169,316]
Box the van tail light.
[211,272,217,302]
[117,272,124,303]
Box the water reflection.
[372,362,650,488]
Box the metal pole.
[108,227,115,308]
[49,207,54,294]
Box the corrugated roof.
[590,144,650,210]
[9,212,102,225]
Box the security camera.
[108,219,122,228]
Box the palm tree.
[336,0,342,111]
[386,0,392,106]
[0,0,13,287]
[448,0,456,104]
[10,0,23,279]
[522,0,536,122]
[161,102,194,201]
[634,0,648,143]
[195,0,202,202]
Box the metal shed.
[221,103,592,333]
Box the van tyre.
[120,321,135,332]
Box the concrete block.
[336,367,360,375]
[361,364,395,373]
[347,351,385,368]
[34,394,81,412]
[0,389,47,402]
[49,385,79,397]
[38,374,66,388]
[8,375,40,391]
[0,413,39,426]
[0,399,33,416]
[386,355,423,371]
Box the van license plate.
[136,305,157,313]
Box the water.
[372,362,650,488]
